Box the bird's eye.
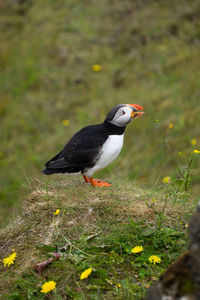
[122,110,126,115]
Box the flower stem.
[184,154,194,191]
[162,132,184,179]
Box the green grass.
[0,176,198,299]
[1,0,200,222]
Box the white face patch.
[110,106,132,127]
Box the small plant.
[159,121,199,191]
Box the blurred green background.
[1,0,200,223]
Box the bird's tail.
[42,168,54,175]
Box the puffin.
[42,104,144,186]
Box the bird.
[42,104,144,187]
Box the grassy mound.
[0,176,197,299]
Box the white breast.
[85,134,124,176]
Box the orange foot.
[83,175,90,183]
[89,177,112,187]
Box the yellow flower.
[62,119,70,126]
[178,152,182,155]
[185,223,188,228]
[116,283,122,288]
[3,252,17,267]
[191,138,197,146]
[169,123,174,129]
[92,64,102,72]
[193,150,200,154]
[106,279,113,285]
[162,176,171,184]
[80,267,92,280]
[148,255,161,264]
[53,209,60,215]
[131,246,143,253]
[40,281,56,294]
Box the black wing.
[43,124,108,175]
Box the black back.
[43,121,125,175]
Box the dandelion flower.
[80,267,92,280]
[162,176,171,184]
[92,64,102,72]
[131,246,143,254]
[53,209,60,215]
[193,150,200,154]
[3,252,17,267]
[148,255,161,265]
[191,138,197,146]
[62,119,70,126]
[169,123,174,129]
[40,281,56,294]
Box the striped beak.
[128,104,145,119]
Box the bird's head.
[105,104,144,127]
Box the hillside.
[1,0,200,222]
[0,176,197,299]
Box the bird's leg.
[89,177,112,187]
[83,175,90,183]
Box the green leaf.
[142,229,155,236]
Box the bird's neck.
[103,120,126,135]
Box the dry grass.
[0,176,192,286]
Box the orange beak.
[128,104,145,119]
